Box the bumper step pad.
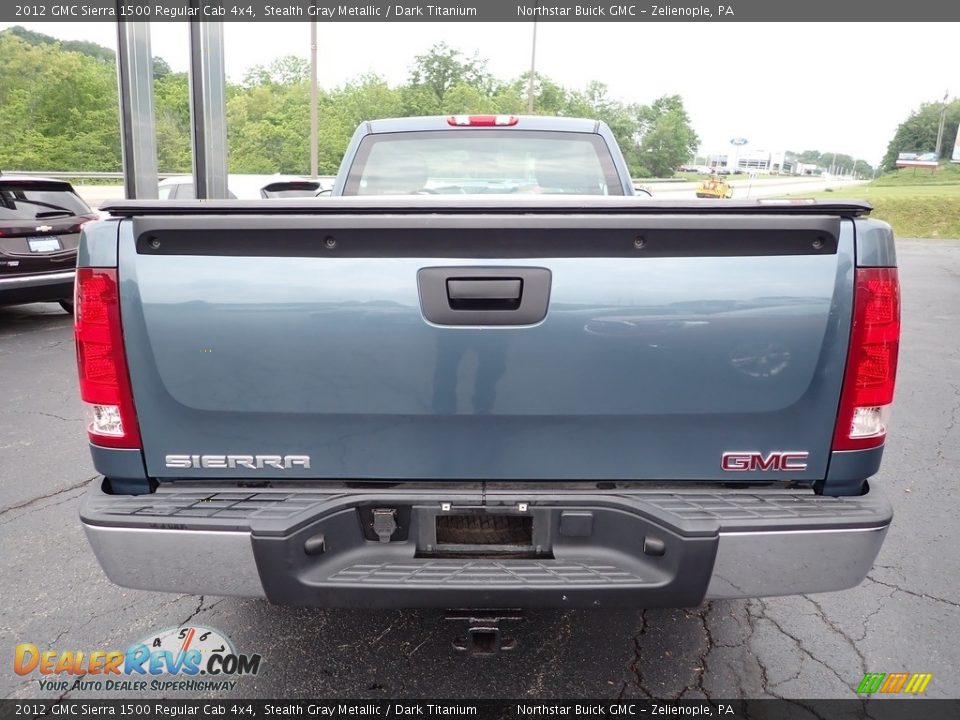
[80,481,892,607]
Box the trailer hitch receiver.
[446,609,522,656]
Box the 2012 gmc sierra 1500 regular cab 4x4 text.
[76,115,900,612]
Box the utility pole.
[935,90,949,159]
[309,21,319,178]
[526,22,537,113]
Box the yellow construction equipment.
[696,175,733,199]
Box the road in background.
[1,239,956,700]
[645,177,867,200]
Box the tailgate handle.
[418,267,551,326]
[447,278,522,311]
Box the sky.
[1,21,953,164]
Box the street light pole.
[309,21,318,178]
[526,22,537,114]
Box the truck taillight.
[447,115,519,127]
[833,267,900,451]
[74,268,141,449]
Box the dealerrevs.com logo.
[14,626,262,693]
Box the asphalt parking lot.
[2,238,958,701]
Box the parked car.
[0,173,98,313]
[158,174,326,200]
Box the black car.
[0,173,98,313]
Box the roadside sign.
[896,152,939,168]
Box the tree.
[787,150,873,177]
[319,75,404,172]
[882,98,960,170]
[154,72,192,172]
[502,72,569,115]
[796,150,823,164]
[6,25,115,64]
[0,33,120,171]
[242,56,310,88]
[408,42,493,106]
[632,95,699,178]
[152,57,172,81]
[0,31,705,182]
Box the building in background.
[705,149,808,174]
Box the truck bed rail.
[100,196,873,217]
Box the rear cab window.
[342,130,624,196]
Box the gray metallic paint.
[77,219,119,268]
[88,444,147,483]
[331,115,636,197]
[855,218,897,268]
[825,446,885,486]
[116,216,857,482]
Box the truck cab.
[332,115,637,197]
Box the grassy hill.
[793,164,960,238]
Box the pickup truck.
[77,115,899,616]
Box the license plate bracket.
[27,236,62,253]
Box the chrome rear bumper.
[80,481,892,606]
[706,525,888,599]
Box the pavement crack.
[865,574,960,609]
[755,598,852,692]
[19,410,82,422]
[49,626,71,647]
[852,587,896,642]
[746,601,777,699]
[627,609,655,698]
[690,604,715,700]
[0,476,96,518]
[180,596,207,626]
[0,485,91,528]
[801,595,868,674]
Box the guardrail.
[4,170,170,179]
[7,170,675,185]
[3,171,341,182]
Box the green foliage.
[0,31,702,180]
[631,94,699,178]
[0,33,120,171]
[227,58,311,174]
[6,25,116,64]
[801,180,960,238]
[789,149,873,177]
[882,98,960,171]
[872,162,960,186]
[408,42,493,106]
[154,73,192,172]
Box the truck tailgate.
[114,206,854,482]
